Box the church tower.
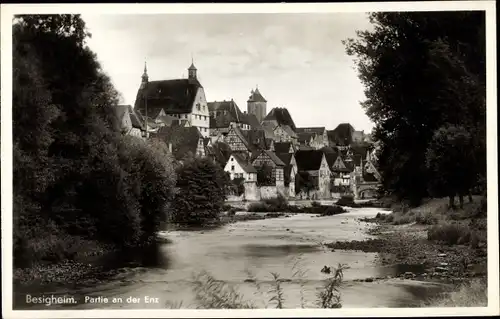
[140,61,149,88]
[247,85,267,123]
[188,59,197,80]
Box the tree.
[256,163,275,186]
[343,12,486,206]
[171,157,230,226]
[426,125,476,209]
[295,172,317,198]
[13,15,177,266]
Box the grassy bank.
[422,278,488,307]
[326,196,487,286]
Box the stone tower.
[247,86,267,123]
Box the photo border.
[1,1,498,318]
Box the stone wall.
[244,181,259,201]
[259,186,278,199]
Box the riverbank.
[325,196,488,305]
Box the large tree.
[343,12,486,205]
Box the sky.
[82,13,375,132]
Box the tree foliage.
[170,157,230,226]
[344,12,486,205]
[13,15,176,267]
[256,163,275,186]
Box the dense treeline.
[13,15,177,268]
[344,12,486,207]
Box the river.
[14,207,448,309]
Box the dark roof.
[247,87,267,103]
[295,150,325,171]
[324,152,337,168]
[129,105,145,130]
[280,125,297,138]
[134,79,202,118]
[363,173,378,182]
[261,121,277,140]
[276,153,293,166]
[331,123,355,145]
[242,129,268,151]
[274,142,293,154]
[297,132,314,143]
[209,141,232,166]
[263,107,296,131]
[241,112,263,130]
[232,153,257,173]
[209,113,236,129]
[208,100,244,124]
[296,127,325,135]
[298,145,314,151]
[153,126,202,159]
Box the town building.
[134,61,210,138]
[294,150,331,199]
[296,127,328,149]
[276,152,298,198]
[224,153,258,182]
[152,125,205,160]
[114,104,146,139]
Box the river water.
[15,207,447,309]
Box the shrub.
[423,279,487,307]
[264,194,289,210]
[336,195,355,207]
[427,222,472,245]
[311,201,322,208]
[415,211,438,225]
[392,214,412,225]
[385,214,394,223]
[247,202,270,213]
[171,157,230,226]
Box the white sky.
[82,13,375,132]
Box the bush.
[415,211,438,225]
[247,202,270,213]
[336,195,355,207]
[427,222,472,245]
[311,201,321,208]
[171,157,230,226]
[263,194,289,210]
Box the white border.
[1,2,498,318]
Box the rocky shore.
[325,219,487,284]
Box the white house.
[134,61,210,138]
[224,153,257,182]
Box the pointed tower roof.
[188,62,197,71]
[247,86,267,103]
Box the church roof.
[134,79,202,119]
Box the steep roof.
[261,121,277,140]
[247,87,267,103]
[251,150,285,167]
[242,129,268,151]
[208,100,244,124]
[209,113,237,129]
[297,132,314,144]
[263,107,296,131]
[129,105,146,130]
[331,123,355,145]
[209,141,232,167]
[274,142,293,154]
[154,126,202,159]
[134,79,202,118]
[241,112,263,130]
[295,150,325,171]
[276,153,293,166]
[296,127,325,135]
[280,125,298,138]
[363,173,378,183]
[232,153,257,173]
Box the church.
[133,61,210,138]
